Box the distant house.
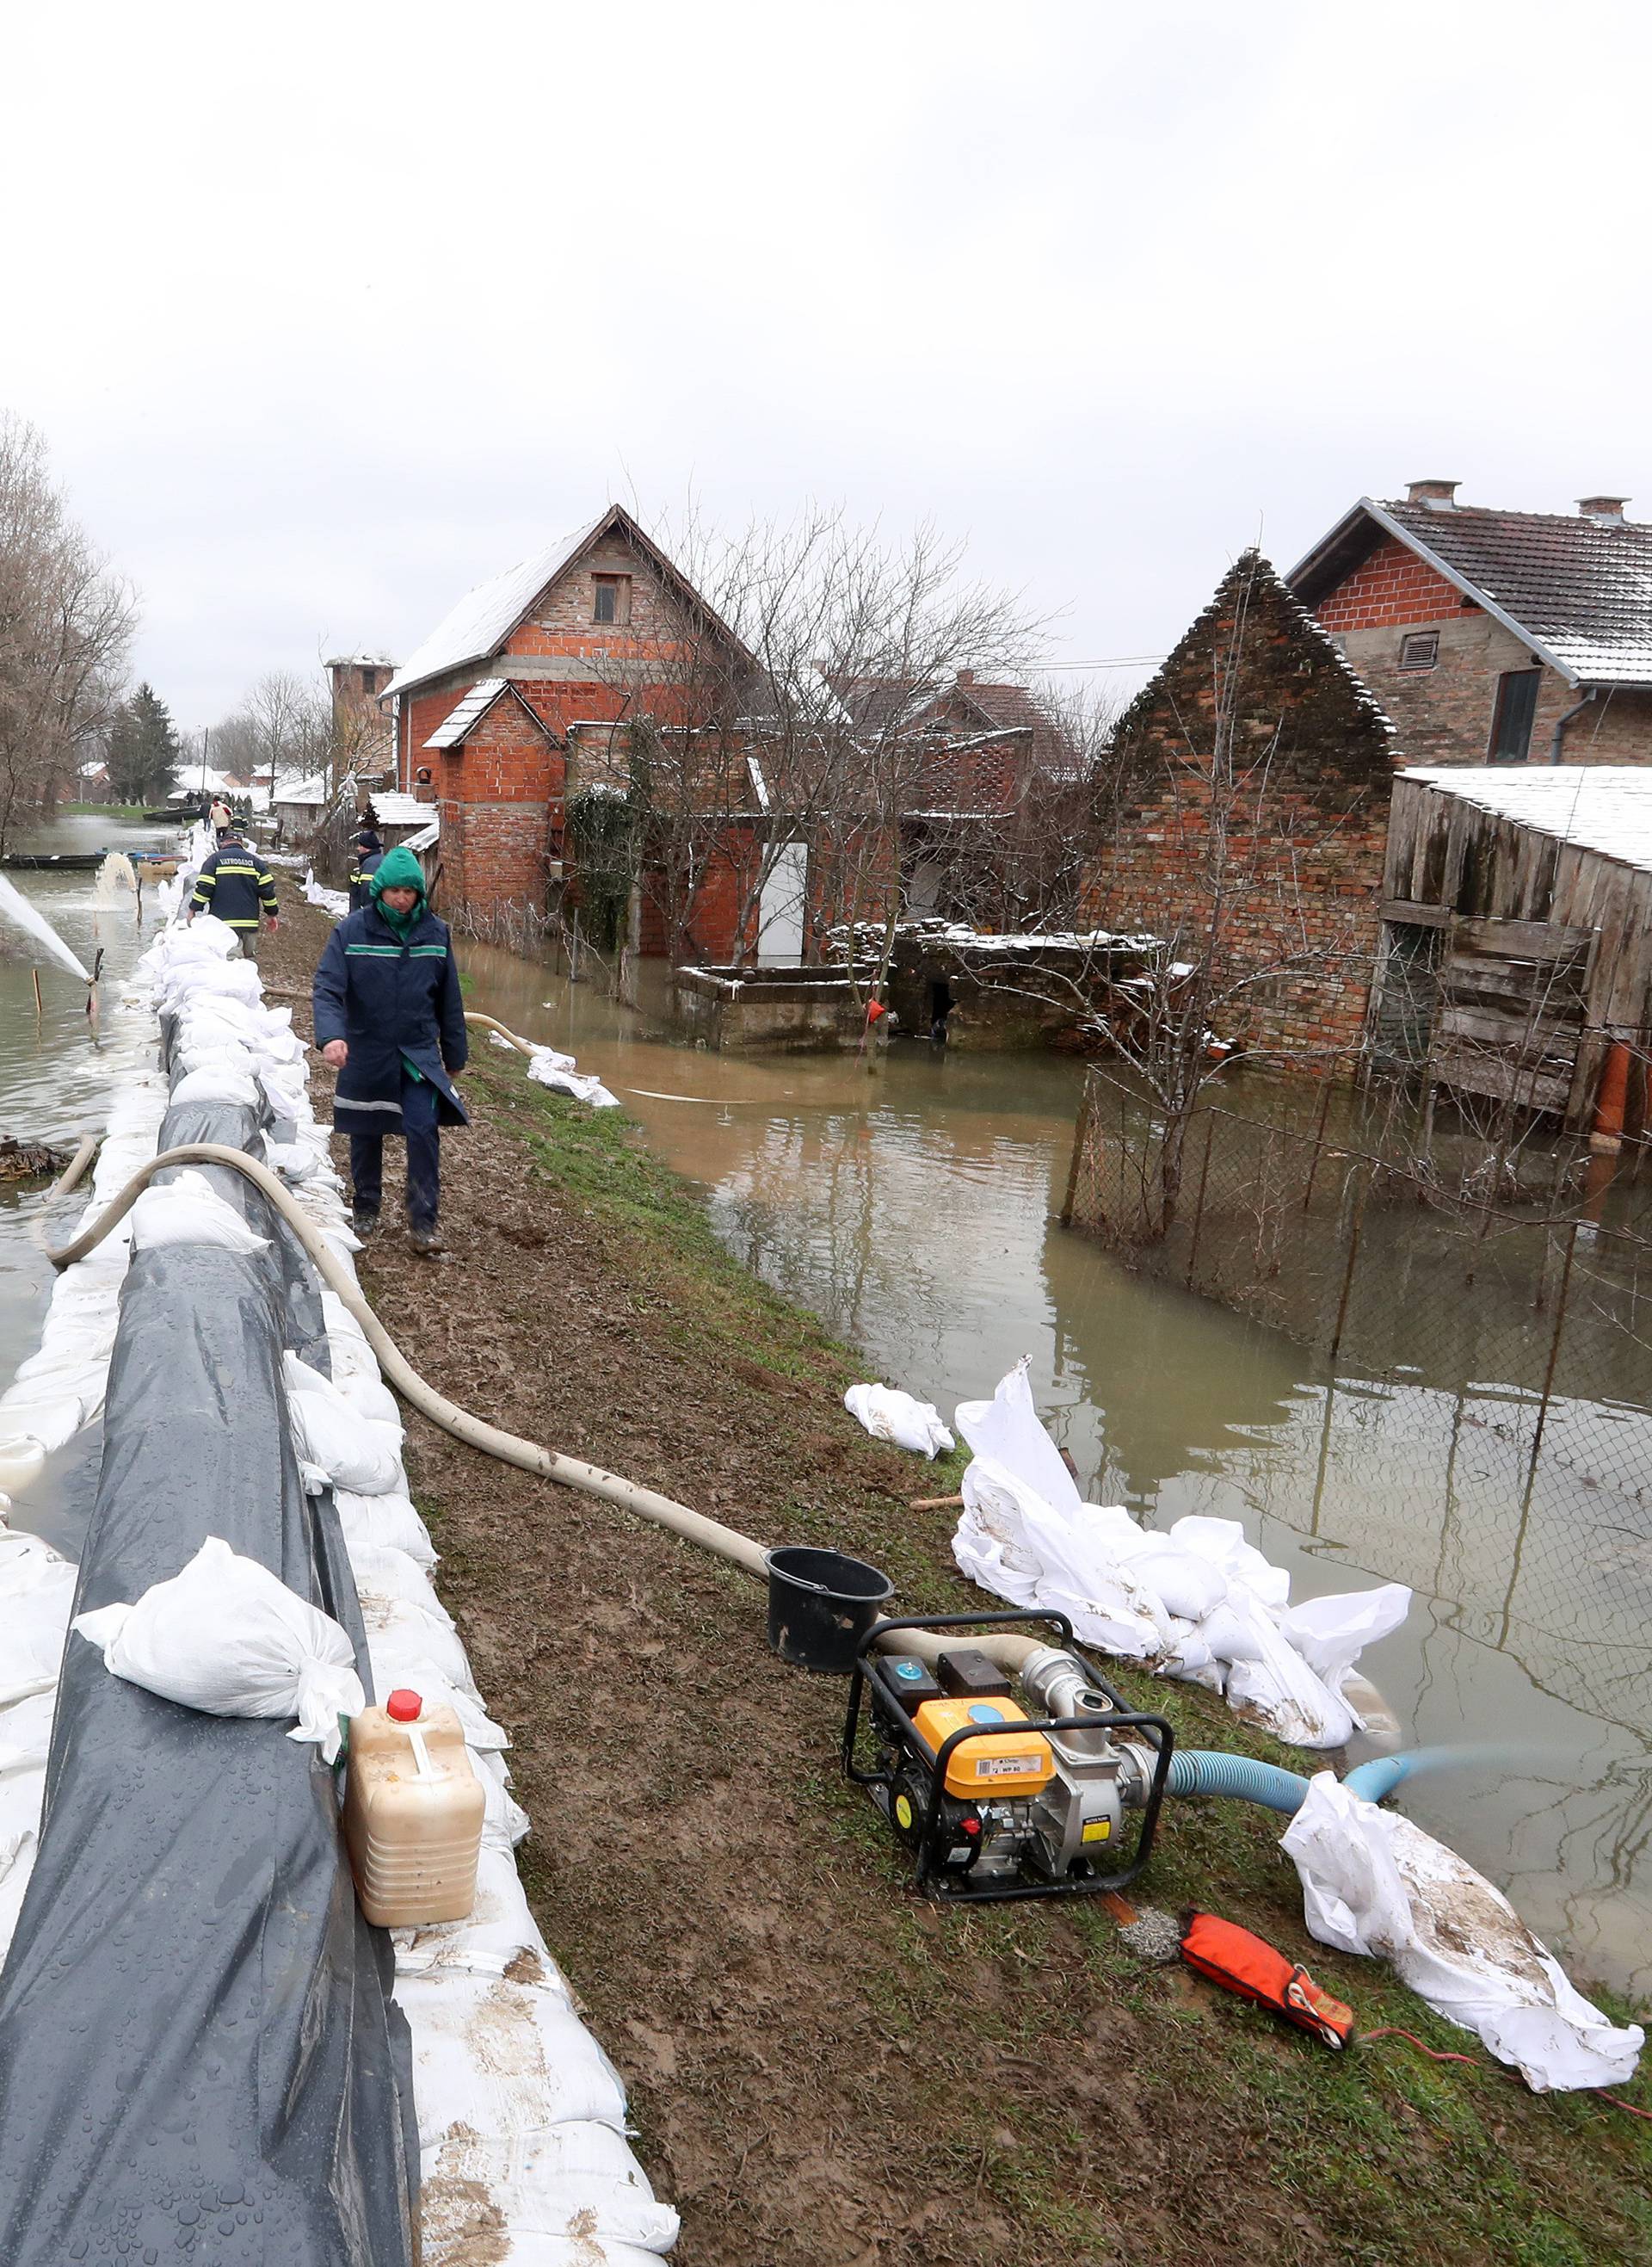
[270,773,329,836]
[382,504,762,944]
[1084,549,1398,1061]
[1288,482,1652,769]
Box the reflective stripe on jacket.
[348,849,384,913]
[311,902,471,1135]
[190,849,279,930]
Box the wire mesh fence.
[1063,1066,1652,1732]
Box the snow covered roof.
[367,790,435,829]
[271,773,328,807]
[1292,497,1652,688]
[401,819,439,853]
[382,503,754,701]
[424,677,509,749]
[1401,765,1652,874]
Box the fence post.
[1060,1071,1092,1228]
[1526,1220,1579,1474]
[1184,1112,1215,1291]
[1301,1066,1337,1215]
[1326,1160,1371,1364]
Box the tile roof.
[1401,765,1652,874]
[382,504,755,701]
[424,678,509,749]
[1295,497,1652,686]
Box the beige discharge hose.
[43,1060,1044,1673]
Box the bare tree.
[575,510,1045,1001]
[0,415,136,850]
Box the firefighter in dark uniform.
[188,832,280,961]
[311,844,469,1256]
[348,826,385,912]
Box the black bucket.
[765,1545,894,1674]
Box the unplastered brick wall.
[1090,551,1396,1061]
[1314,535,1465,632]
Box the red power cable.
[1360,2028,1652,2125]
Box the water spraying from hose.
[0,872,92,982]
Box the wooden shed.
[1374,768,1652,1135]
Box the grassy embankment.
[414,1047,1652,2267]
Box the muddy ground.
[264,890,1650,2267]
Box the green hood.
[368,843,428,936]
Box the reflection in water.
[454,940,1652,1998]
[1,886,1643,2001]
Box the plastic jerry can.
[343,1688,484,1926]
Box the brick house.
[381,505,761,940]
[1084,549,1398,1060]
[1288,483,1652,769]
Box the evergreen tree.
[105,683,181,806]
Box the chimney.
[1406,479,1460,509]
[1578,495,1628,523]
[956,668,976,685]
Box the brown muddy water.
[459,938,1652,2005]
[0,857,1646,2005]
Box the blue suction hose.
[1166,1744,1486,1816]
[1166,1750,1312,1812]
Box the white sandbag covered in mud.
[844,1381,954,1459]
[951,1358,1409,1750]
[1282,1773,1643,2091]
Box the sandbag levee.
[0,1040,418,2263]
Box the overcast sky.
[6,0,1649,730]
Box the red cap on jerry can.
[385,1689,423,1721]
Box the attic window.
[592,574,631,627]
[1398,631,1439,672]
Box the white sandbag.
[72,1535,364,1764]
[527,1051,620,1109]
[400,1971,629,2146]
[361,1593,480,1697]
[1281,1773,1644,2092]
[843,1382,954,1459]
[336,1370,402,1429]
[0,1436,47,1498]
[130,1171,269,1257]
[332,1488,439,1567]
[1168,1516,1292,1617]
[1126,1545,1228,1626]
[394,1844,546,1980]
[1223,1603,1359,1750]
[283,1354,404,1493]
[170,1061,262,1109]
[0,1756,46,1850]
[421,2123,679,2259]
[0,1396,84,1458]
[1283,1584,1414,1701]
[348,1543,453,1622]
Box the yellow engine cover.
[912,1696,1055,1799]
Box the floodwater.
[0,856,1646,2004]
[0,813,176,1394]
[459,939,1652,2004]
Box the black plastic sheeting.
[0,1061,419,2263]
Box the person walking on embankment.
[208,795,233,841]
[348,825,385,912]
[188,831,280,961]
[311,843,469,1257]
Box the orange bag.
[1180,1911,1353,2049]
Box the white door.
[757,842,808,964]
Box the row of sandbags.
[3,903,677,2264]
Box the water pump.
[842,1613,1174,1902]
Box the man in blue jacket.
[189,831,280,958]
[348,825,385,912]
[311,844,469,1256]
